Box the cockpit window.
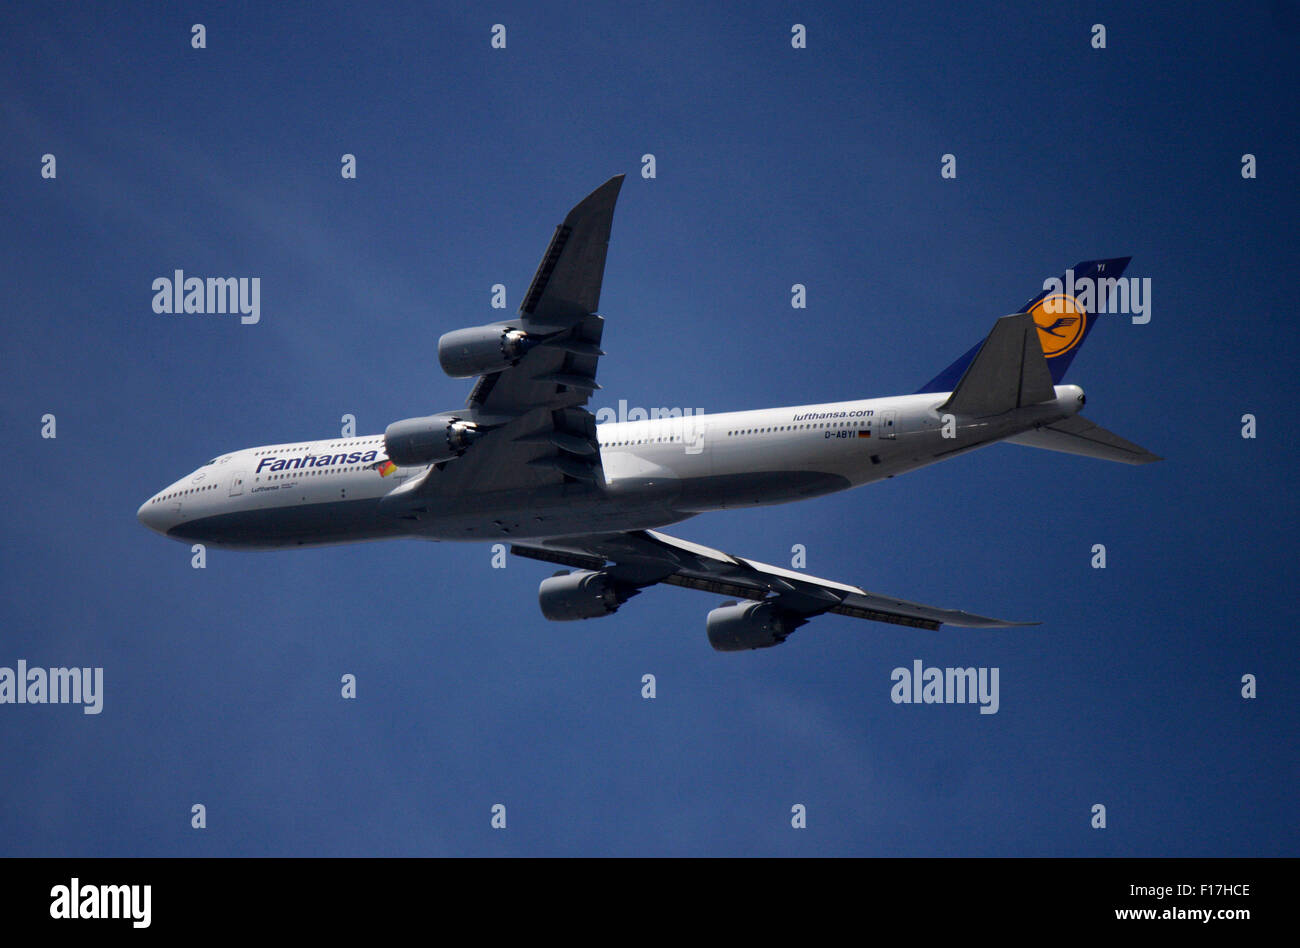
[205,458,217,466]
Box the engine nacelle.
[706,601,797,651]
[539,570,629,621]
[438,324,533,379]
[384,413,481,466]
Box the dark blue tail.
[917,257,1132,393]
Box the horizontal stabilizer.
[941,313,1056,416]
[1006,415,1162,465]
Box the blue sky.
[1,1,1296,855]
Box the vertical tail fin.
[917,257,1131,393]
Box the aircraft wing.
[386,176,623,503]
[511,529,1034,632]
[465,174,623,417]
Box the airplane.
[137,175,1160,651]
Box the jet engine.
[705,600,801,651]
[383,413,482,466]
[438,324,534,379]
[538,570,635,621]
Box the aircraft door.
[879,411,897,439]
[229,471,247,496]
[683,415,711,475]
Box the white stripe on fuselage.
[595,393,924,489]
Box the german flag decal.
[858,430,871,438]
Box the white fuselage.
[137,386,1084,549]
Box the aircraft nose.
[137,496,168,534]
